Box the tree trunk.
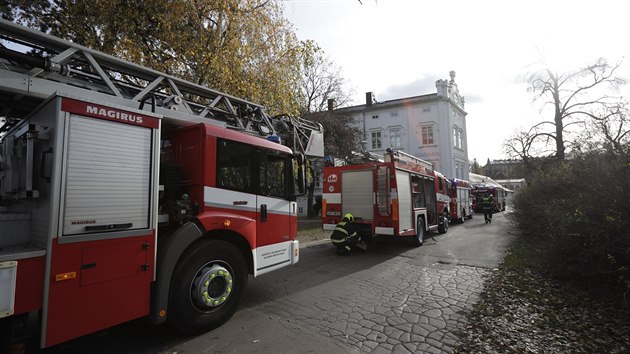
[553,81,565,160]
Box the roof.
[495,179,526,184]
[469,173,503,188]
[334,93,440,114]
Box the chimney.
[328,98,335,112]
[366,92,374,106]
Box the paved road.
[46,212,515,354]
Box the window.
[421,125,434,145]
[412,176,425,208]
[217,139,291,198]
[390,128,402,148]
[453,125,463,149]
[217,139,255,193]
[453,127,458,147]
[372,115,379,119]
[371,131,382,149]
[259,153,287,198]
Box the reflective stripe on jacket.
[331,221,357,243]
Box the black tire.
[438,212,449,234]
[168,239,248,334]
[413,217,425,247]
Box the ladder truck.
[322,149,450,247]
[0,20,324,351]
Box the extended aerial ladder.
[0,19,324,157]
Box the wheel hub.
[192,264,233,309]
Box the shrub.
[512,152,630,297]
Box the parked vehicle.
[0,20,324,351]
[448,178,473,222]
[322,149,449,247]
[471,186,506,212]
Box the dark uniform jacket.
[330,220,357,245]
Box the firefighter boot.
[337,246,351,256]
[356,240,368,251]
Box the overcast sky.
[282,0,630,164]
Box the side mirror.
[294,153,306,196]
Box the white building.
[298,71,470,217]
[335,71,470,181]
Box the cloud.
[378,75,441,101]
[463,94,483,104]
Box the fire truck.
[469,173,507,212]
[0,20,324,351]
[471,186,506,212]
[322,149,450,247]
[448,178,473,223]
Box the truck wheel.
[438,212,449,234]
[413,218,425,247]
[168,239,247,334]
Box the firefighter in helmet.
[330,213,367,256]
[481,193,494,224]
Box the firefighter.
[330,213,367,255]
[481,193,494,224]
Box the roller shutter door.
[341,170,373,220]
[62,115,152,236]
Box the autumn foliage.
[2,0,311,116]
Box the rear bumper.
[323,223,336,231]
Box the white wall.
[345,80,470,182]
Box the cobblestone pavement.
[44,214,511,354]
[251,248,490,354]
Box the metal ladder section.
[389,149,433,171]
[0,19,323,156]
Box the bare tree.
[588,102,630,157]
[526,58,625,159]
[296,50,361,217]
[298,51,354,115]
[503,126,555,166]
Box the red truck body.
[322,150,450,246]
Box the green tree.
[469,158,483,174]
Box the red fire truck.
[471,186,506,212]
[322,149,450,247]
[0,20,324,351]
[448,178,473,223]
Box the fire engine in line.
[322,149,450,247]
[469,173,507,212]
[0,20,324,351]
[448,178,473,223]
[471,185,506,212]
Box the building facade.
[334,71,469,181]
[483,159,524,179]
